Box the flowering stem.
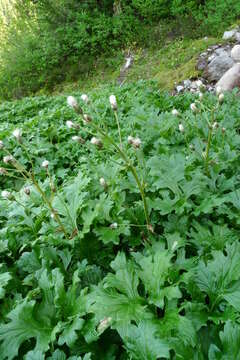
[114,111,123,149]
[84,121,151,231]
[30,173,69,239]
[204,109,215,175]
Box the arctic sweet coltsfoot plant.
[0,133,70,239]
[67,94,153,235]
[1,82,240,359]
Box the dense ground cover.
[1,82,240,358]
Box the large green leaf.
[135,247,181,307]
[118,320,170,360]
[0,300,55,360]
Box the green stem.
[85,121,151,231]
[30,173,69,239]
[114,111,123,149]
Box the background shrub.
[1,0,240,99]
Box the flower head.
[190,103,198,113]
[83,114,92,124]
[212,122,219,129]
[109,222,118,229]
[222,127,226,133]
[24,187,30,195]
[90,137,102,148]
[127,136,134,144]
[81,94,89,103]
[12,128,22,141]
[1,190,12,200]
[0,140,4,149]
[172,109,180,116]
[66,120,79,129]
[42,160,49,169]
[219,93,224,104]
[99,177,106,187]
[3,155,14,164]
[132,137,141,148]
[0,167,7,175]
[178,123,184,133]
[72,135,85,144]
[109,95,117,110]
[67,96,78,110]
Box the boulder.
[231,45,240,62]
[216,63,240,91]
[204,49,234,82]
[222,29,237,40]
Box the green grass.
[50,36,221,96]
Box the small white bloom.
[110,222,118,229]
[219,93,224,103]
[0,140,4,149]
[128,136,134,144]
[172,109,180,116]
[99,177,106,187]
[81,94,89,103]
[90,137,102,148]
[212,122,219,129]
[109,95,117,110]
[199,92,203,101]
[12,128,22,141]
[83,114,92,124]
[1,190,12,199]
[50,213,55,219]
[72,135,84,143]
[179,123,184,133]
[67,120,79,129]
[222,127,226,133]
[66,120,76,129]
[216,86,222,95]
[67,96,78,110]
[190,103,198,113]
[42,160,49,169]
[97,317,112,333]
[24,187,30,195]
[0,167,7,175]
[189,144,194,150]
[3,155,14,164]
[132,137,141,148]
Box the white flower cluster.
[109,95,117,110]
[128,136,141,148]
[90,137,102,148]
[12,128,22,141]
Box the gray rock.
[235,32,240,42]
[223,29,237,40]
[231,45,240,62]
[183,79,192,88]
[197,58,207,71]
[216,63,240,91]
[176,85,184,93]
[208,55,215,63]
[205,50,234,82]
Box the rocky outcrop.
[216,45,240,91]
[197,45,234,83]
